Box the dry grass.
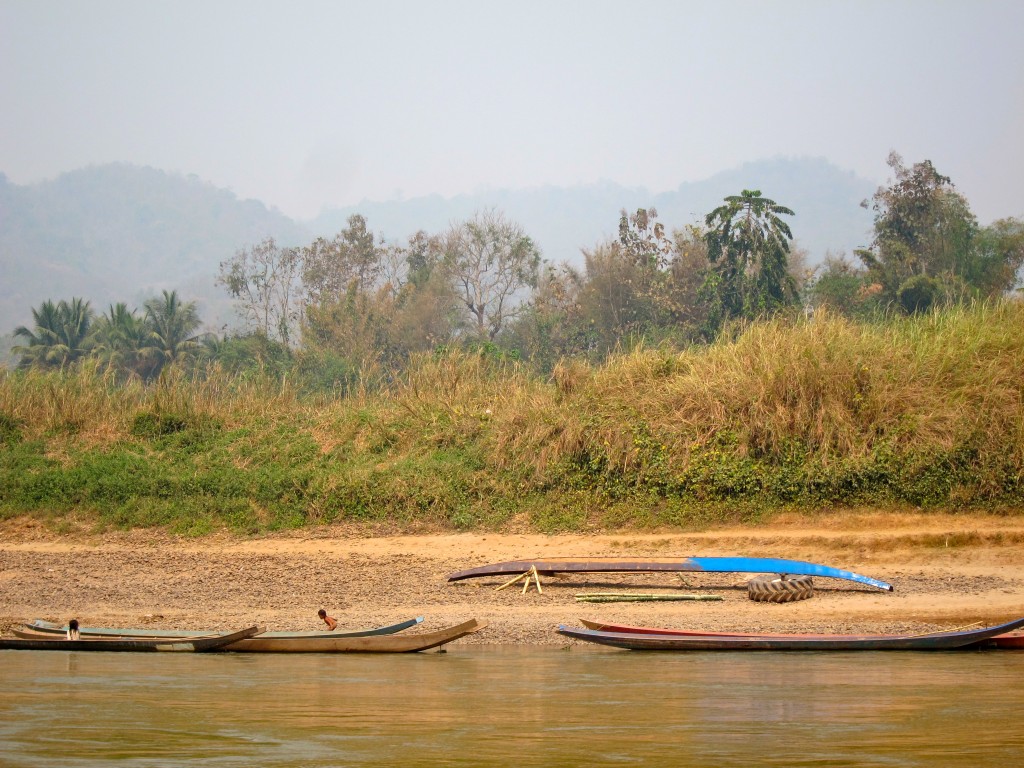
[484,302,1024,484]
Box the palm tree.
[142,290,203,374]
[13,298,93,369]
[90,303,154,380]
[703,190,799,323]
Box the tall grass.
[487,302,1024,510]
[2,302,1023,533]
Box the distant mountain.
[0,158,877,335]
[310,157,877,267]
[0,164,309,332]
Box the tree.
[200,331,293,379]
[218,237,304,347]
[301,228,459,375]
[90,303,155,380]
[443,209,541,340]
[577,239,650,349]
[385,266,460,360]
[963,217,1024,297]
[142,290,203,372]
[303,282,394,377]
[615,207,674,329]
[618,207,672,269]
[806,254,876,318]
[703,189,799,325]
[857,153,979,311]
[548,212,712,359]
[396,230,446,290]
[504,262,587,370]
[665,223,713,335]
[13,297,93,369]
[617,210,712,334]
[301,214,384,306]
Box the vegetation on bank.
[11,155,1024,387]
[5,153,1023,534]
[2,302,1023,535]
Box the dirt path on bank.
[2,512,1023,645]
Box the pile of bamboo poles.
[574,593,723,603]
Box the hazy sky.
[2,0,1022,222]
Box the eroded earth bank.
[2,512,1023,645]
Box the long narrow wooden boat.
[578,619,1024,648]
[447,557,893,591]
[0,625,262,653]
[23,616,424,640]
[556,616,1024,651]
[986,633,1024,649]
[221,618,487,652]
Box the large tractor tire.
[747,574,814,603]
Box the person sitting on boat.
[66,619,80,640]
[317,609,338,631]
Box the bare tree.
[217,237,304,347]
[443,209,541,340]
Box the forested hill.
[0,158,876,332]
[311,157,877,266]
[0,165,308,331]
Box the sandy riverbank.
[2,512,1023,645]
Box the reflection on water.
[1,646,1022,767]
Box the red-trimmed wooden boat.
[0,625,262,653]
[556,616,1024,651]
[988,633,1024,649]
[23,616,424,640]
[578,619,1024,648]
[448,557,893,591]
[580,619,768,636]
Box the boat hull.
[448,557,893,591]
[987,633,1024,649]
[24,617,424,640]
[224,619,486,652]
[578,620,1024,648]
[557,617,1024,651]
[0,625,262,653]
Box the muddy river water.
[1,646,1021,767]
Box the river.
[1,647,1021,767]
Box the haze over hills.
[0,164,306,333]
[312,157,877,267]
[0,157,878,334]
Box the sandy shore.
[2,512,1023,645]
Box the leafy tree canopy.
[702,189,799,328]
[13,298,93,370]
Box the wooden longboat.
[578,619,1024,648]
[0,625,262,653]
[987,633,1024,649]
[23,617,424,640]
[221,619,487,652]
[447,557,894,591]
[556,616,1024,651]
